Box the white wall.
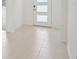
[52,0,65,28]
[52,0,68,41]
[6,0,23,32]
[67,0,77,59]
[23,0,33,25]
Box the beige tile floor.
[2,26,69,59]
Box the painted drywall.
[52,0,68,42]
[6,0,23,32]
[52,0,63,28]
[23,0,33,25]
[67,0,77,59]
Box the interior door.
[33,0,52,26]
